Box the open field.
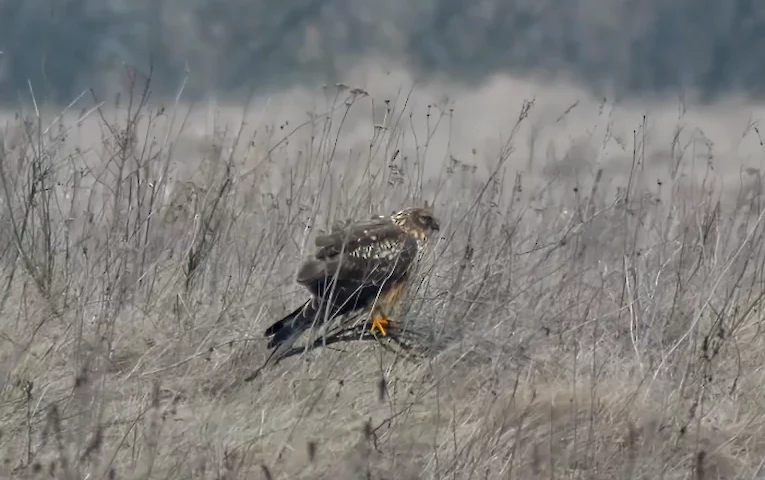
[2,63,765,479]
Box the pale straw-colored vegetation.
[1,65,765,479]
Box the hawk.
[263,205,441,354]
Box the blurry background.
[4,2,765,479]
[0,0,764,105]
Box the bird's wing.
[313,216,393,254]
[296,221,419,292]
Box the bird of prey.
[263,205,441,356]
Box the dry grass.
[1,66,765,480]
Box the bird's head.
[391,205,441,239]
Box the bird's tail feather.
[244,300,322,381]
[264,299,322,350]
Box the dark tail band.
[264,299,323,350]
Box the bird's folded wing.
[297,222,419,288]
[313,217,393,253]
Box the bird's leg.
[371,283,406,337]
[370,307,391,337]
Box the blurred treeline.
[0,0,763,105]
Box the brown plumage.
[263,205,441,352]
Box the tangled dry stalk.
[1,68,765,479]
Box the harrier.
[263,205,441,353]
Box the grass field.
[2,65,765,479]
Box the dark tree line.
[0,0,763,105]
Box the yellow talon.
[371,315,390,336]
